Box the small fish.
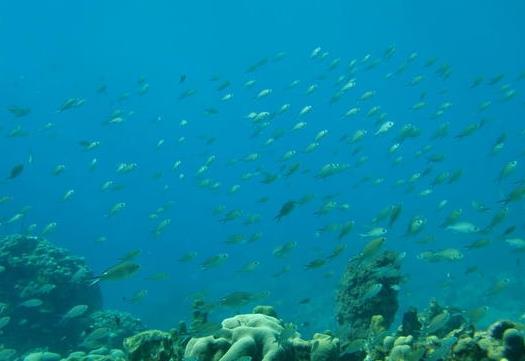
[360,237,386,259]
[272,241,297,257]
[219,291,266,307]
[375,121,394,135]
[305,258,326,269]
[406,216,426,236]
[19,298,43,308]
[61,304,89,321]
[486,278,510,296]
[464,239,491,250]
[274,200,297,221]
[201,253,229,269]
[8,105,31,117]
[505,238,525,250]
[362,283,383,300]
[326,244,347,260]
[145,272,170,281]
[497,160,518,181]
[178,252,198,262]
[466,306,489,323]
[388,204,402,228]
[124,289,148,304]
[360,227,387,238]
[153,219,171,237]
[500,186,525,204]
[0,316,11,329]
[446,222,480,234]
[107,202,126,217]
[418,248,464,262]
[338,221,355,239]
[62,189,75,201]
[7,164,24,180]
[52,164,66,176]
[424,310,450,335]
[239,261,260,272]
[90,261,140,285]
[41,222,57,236]
[119,249,141,262]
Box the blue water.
[1,0,524,336]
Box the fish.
[90,261,140,285]
[178,252,198,262]
[0,316,11,329]
[418,248,464,262]
[238,261,260,273]
[8,105,31,117]
[124,289,148,304]
[305,258,326,269]
[145,272,170,281]
[360,237,386,259]
[40,222,58,236]
[274,200,297,221]
[338,221,355,239]
[486,278,511,296]
[219,291,267,308]
[464,239,491,250]
[445,222,480,234]
[388,204,403,228]
[61,304,89,321]
[360,227,387,238]
[201,253,229,270]
[497,160,518,181]
[107,202,126,217]
[119,249,141,262]
[326,244,347,260]
[7,164,24,180]
[423,310,450,335]
[505,238,525,250]
[362,283,383,300]
[272,241,297,257]
[19,298,43,308]
[406,216,426,236]
[500,186,525,204]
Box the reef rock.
[124,330,181,361]
[0,235,103,353]
[336,250,403,341]
[83,310,145,350]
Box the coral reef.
[83,310,145,350]
[60,347,127,361]
[184,312,339,361]
[336,250,403,342]
[0,235,102,353]
[338,300,525,361]
[123,330,182,361]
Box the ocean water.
[1,0,524,348]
